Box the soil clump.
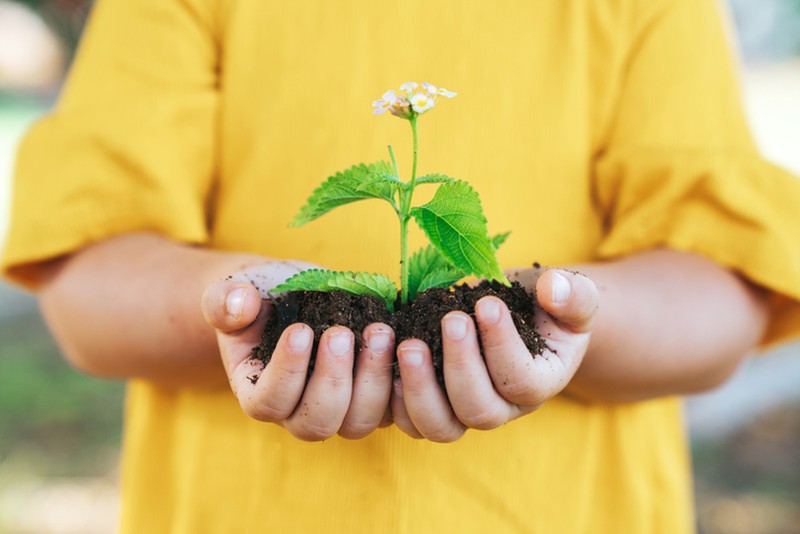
[252,281,546,386]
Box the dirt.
[252,280,546,387]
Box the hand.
[391,268,598,442]
[202,261,396,441]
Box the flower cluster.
[372,82,457,119]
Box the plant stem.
[398,115,419,307]
[388,145,399,176]
[399,215,409,305]
[409,115,419,189]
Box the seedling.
[272,82,510,311]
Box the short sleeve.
[594,0,800,346]
[1,0,219,288]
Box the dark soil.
[252,280,546,387]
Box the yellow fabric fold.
[1,0,218,287]
[596,146,800,345]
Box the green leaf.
[407,231,510,299]
[411,181,509,285]
[492,231,511,249]
[414,173,456,186]
[271,269,397,312]
[360,172,404,187]
[417,269,464,295]
[357,172,404,209]
[407,244,459,301]
[290,161,398,226]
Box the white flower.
[372,81,455,119]
[398,81,419,93]
[409,92,434,113]
[372,90,398,115]
[422,82,457,98]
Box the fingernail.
[477,298,501,324]
[442,314,468,341]
[399,346,424,368]
[288,326,312,353]
[367,329,392,354]
[226,287,247,319]
[552,271,571,304]
[328,331,352,357]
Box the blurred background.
[0,1,798,532]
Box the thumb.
[202,280,263,333]
[536,269,598,334]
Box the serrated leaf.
[492,231,510,249]
[359,172,404,187]
[290,161,398,227]
[356,172,404,209]
[407,244,456,301]
[417,269,464,295]
[411,181,509,285]
[407,231,509,299]
[414,173,456,186]
[271,269,397,311]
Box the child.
[4,0,800,532]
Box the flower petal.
[410,93,435,113]
[372,99,391,114]
[398,81,419,93]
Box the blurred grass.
[0,310,124,476]
[693,404,800,534]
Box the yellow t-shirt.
[4,0,800,532]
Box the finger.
[396,340,466,443]
[474,297,549,407]
[284,327,355,441]
[391,379,424,439]
[441,311,516,429]
[202,280,262,333]
[214,298,273,380]
[233,323,312,422]
[339,323,395,439]
[535,269,598,333]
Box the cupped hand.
[391,268,598,442]
[202,261,395,441]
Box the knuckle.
[356,351,394,378]
[478,324,519,354]
[459,407,507,430]
[290,419,339,442]
[272,363,309,384]
[338,419,377,440]
[425,425,466,443]
[499,374,547,406]
[443,352,475,374]
[242,397,288,423]
[255,367,308,399]
[392,414,424,440]
[314,372,351,392]
[480,336,517,356]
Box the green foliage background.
[0,310,124,475]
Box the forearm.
[516,249,769,403]
[39,233,266,385]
